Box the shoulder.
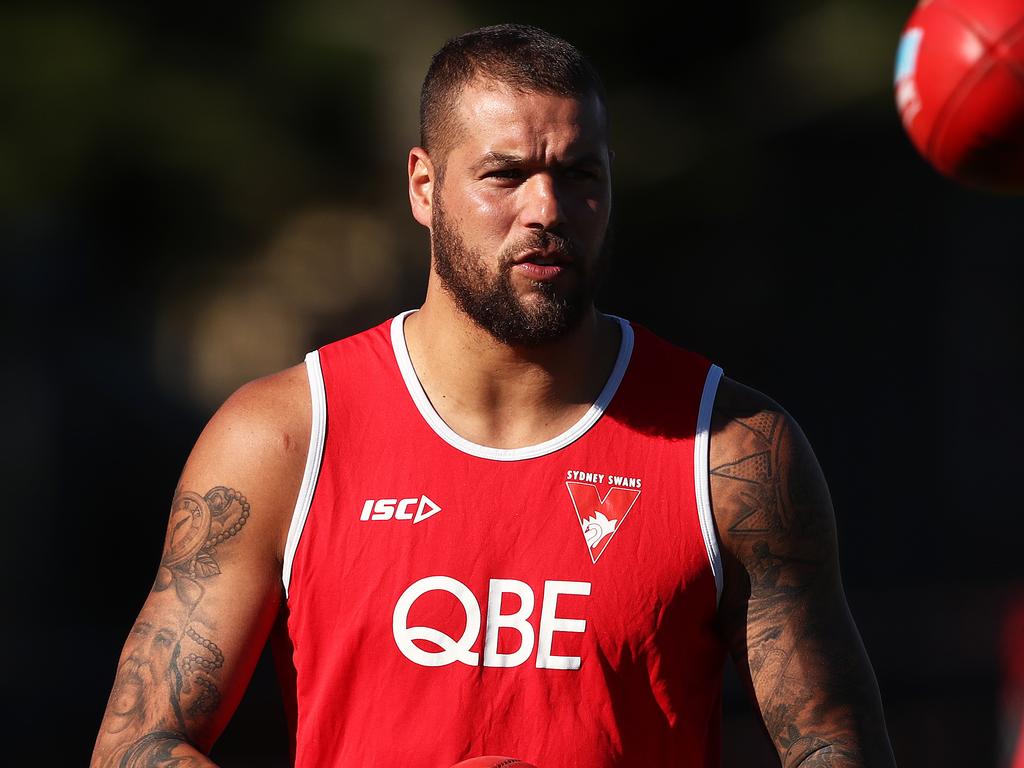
[708,375,811,478]
[197,362,311,466]
[184,362,312,563]
[707,375,836,564]
[214,362,311,438]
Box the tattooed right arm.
[91,365,311,768]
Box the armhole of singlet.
[282,350,327,598]
[695,363,724,606]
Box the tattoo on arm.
[93,487,250,768]
[712,397,894,768]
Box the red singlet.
[277,312,726,767]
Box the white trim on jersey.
[390,310,635,462]
[694,364,725,605]
[282,350,327,597]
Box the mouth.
[513,248,572,267]
[512,262,566,281]
[117,659,145,686]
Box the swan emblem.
[582,510,618,550]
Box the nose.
[518,172,565,231]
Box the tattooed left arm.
[710,377,896,767]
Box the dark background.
[4,1,1022,766]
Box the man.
[92,24,896,768]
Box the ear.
[408,147,436,229]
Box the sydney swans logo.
[565,481,641,563]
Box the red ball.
[894,0,1024,192]
[449,758,538,768]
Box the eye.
[486,168,526,181]
[154,630,176,648]
[563,167,598,182]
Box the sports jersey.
[276,311,727,767]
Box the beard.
[431,195,609,347]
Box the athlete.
[92,24,897,768]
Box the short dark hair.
[419,24,608,170]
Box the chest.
[291,429,717,672]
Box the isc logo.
[360,495,441,524]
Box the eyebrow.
[472,150,605,172]
[472,152,526,171]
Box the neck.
[402,289,621,450]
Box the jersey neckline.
[389,310,635,461]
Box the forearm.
[749,600,896,768]
[792,744,865,768]
[783,712,894,768]
[91,730,219,768]
[789,723,895,768]
[786,719,895,767]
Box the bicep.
[93,373,308,766]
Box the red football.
[894,0,1024,192]
[449,758,538,768]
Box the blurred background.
[3,0,1022,765]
